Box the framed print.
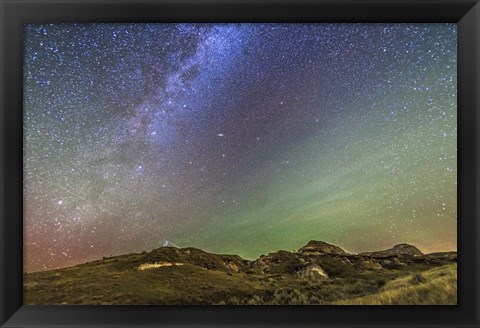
[1,0,479,327]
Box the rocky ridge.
[123,240,456,281]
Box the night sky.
[24,24,457,272]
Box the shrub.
[410,273,427,285]
[374,277,387,288]
[246,295,263,305]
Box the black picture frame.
[1,0,479,327]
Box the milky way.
[24,24,457,272]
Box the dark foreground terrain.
[24,241,457,305]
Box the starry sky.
[24,24,457,272]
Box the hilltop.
[24,241,457,305]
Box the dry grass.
[334,263,457,305]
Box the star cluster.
[24,24,456,272]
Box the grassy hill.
[24,241,457,305]
[334,263,456,305]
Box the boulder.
[223,261,239,272]
[296,263,329,280]
[251,259,269,273]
